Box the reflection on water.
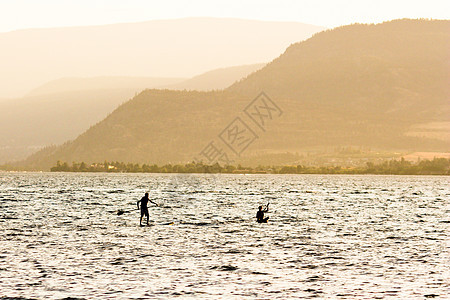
[0,173,448,299]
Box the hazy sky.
[0,0,449,32]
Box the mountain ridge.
[0,64,268,163]
[162,63,266,91]
[12,19,450,170]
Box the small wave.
[107,190,125,193]
[304,275,324,282]
[210,265,238,271]
[251,271,270,275]
[181,221,211,226]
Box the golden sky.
[0,0,449,32]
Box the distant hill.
[164,63,266,91]
[227,19,450,147]
[0,17,324,98]
[0,88,139,163]
[0,63,272,164]
[0,63,267,163]
[15,19,450,170]
[0,76,183,163]
[26,76,184,97]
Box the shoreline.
[2,157,449,175]
[1,171,448,176]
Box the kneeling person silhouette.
[256,203,269,223]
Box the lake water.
[0,173,448,299]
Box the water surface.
[0,173,448,299]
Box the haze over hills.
[0,64,266,164]
[14,19,450,170]
[0,88,140,163]
[0,17,324,98]
[163,63,265,91]
[26,76,185,97]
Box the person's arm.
[263,203,269,212]
[149,199,158,206]
[137,199,140,210]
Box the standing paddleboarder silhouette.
[137,192,158,226]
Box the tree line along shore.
[48,158,450,175]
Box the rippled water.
[0,173,449,299]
